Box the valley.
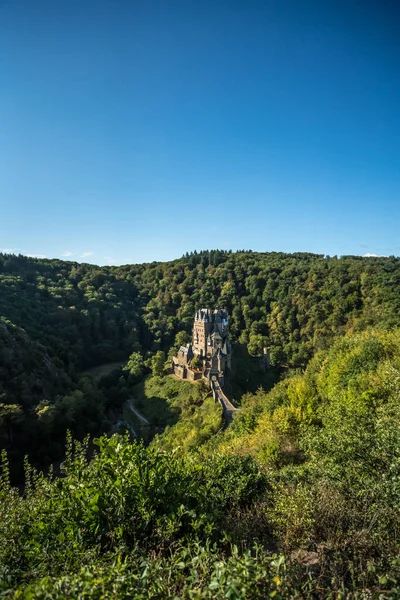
[1,250,400,597]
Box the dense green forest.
[1,250,400,597]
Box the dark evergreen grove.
[1,250,400,598]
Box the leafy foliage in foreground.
[11,547,312,599]
[1,410,400,597]
[0,435,267,597]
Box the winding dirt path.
[127,399,150,425]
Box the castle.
[172,308,231,385]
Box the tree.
[190,356,203,371]
[151,351,166,377]
[269,346,286,367]
[247,334,267,357]
[174,331,189,349]
[0,404,24,445]
[123,352,144,383]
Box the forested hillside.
[2,250,400,369]
[1,250,400,471]
[1,250,400,596]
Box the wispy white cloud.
[104,256,117,265]
[62,251,73,257]
[80,251,94,258]
[1,248,47,259]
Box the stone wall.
[187,369,202,381]
[193,321,206,355]
[173,364,186,379]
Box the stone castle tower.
[172,308,231,385]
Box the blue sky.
[1,0,399,265]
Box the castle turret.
[193,313,207,355]
[175,308,231,382]
[262,347,270,370]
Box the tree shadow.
[226,344,281,403]
[130,378,179,428]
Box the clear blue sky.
[1,0,399,265]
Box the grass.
[151,396,222,454]
[126,374,222,450]
[131,375,208,426]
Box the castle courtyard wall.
[187,369,202,381]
